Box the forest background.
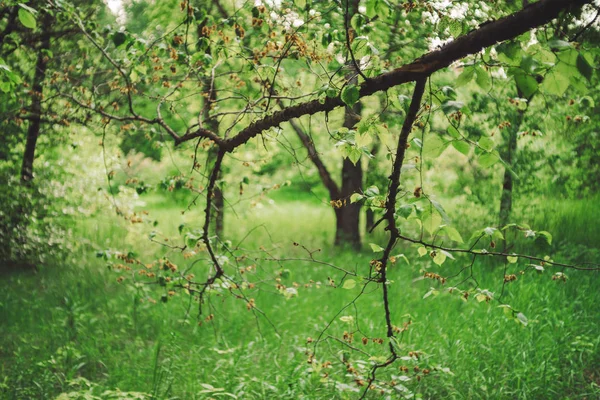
[1,0,599,398]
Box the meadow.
[1,190,599,399]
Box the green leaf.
[579,96,595,108]
[475,66,491,91]
[422,209,442,235]
[576,53,593,81]
[478,152,500,168]
[350,193,364,203]
[537,231,552,245]
[441,226,463,244]
[365,186,379,197]
[433,251,446,266]
[542,69,569,96]
[397,204,413,219]
[374,0,389,19]
[516,312,528,326]
[499,304,513,317]
[417,246,428,257]
[496,41,521,64]
[478,136,495,152]
[342,279,356,290]
[341,85,360,108]
[423,288,439,299]
[476,293,487,303]
[393,254,410,265]
[369,243,385,252]
[112,31,128,47]
[355,131,372,148]
[351,14,364,33]
[347,147,362,165]
[449,20,462,37]
[537,48,557,64]
[452,141,470,156]
[430,199,450,222]
[422,135,447,159]
[447,126,460,139]
[507,255,518,264]
[18,8,36,29]
[515,75,538,98]
[456,67,475,87]
[366,0,378,18]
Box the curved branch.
[360,77,428,399]
[288,119,341,200]
[217,0,588,152]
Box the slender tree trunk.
[499,89,532,226]
[198,4,224,238]
[203,79,223,238]
[20,14,51,182]
[334,101,363,249]
[499,0,535,225]
[498,125,518,227]
[209,149,224,238]
[331,0,364,249]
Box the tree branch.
[288,118,341,200]
[216,0,588,152]
[360,77,428,399]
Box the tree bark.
[203,82,223,238]
[20,14,51,182]
[198,3,224,238]
[498,121,519,227]
[334,101,363,250]
[499,89,531,226]
[288,106,362,249]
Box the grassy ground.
[1,194,599,399]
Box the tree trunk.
[334,102,363,250]
[20,14,51,182]
[331,0,364,249]
[498,111,525,227]
[498,127,517,227]
[198,6,224,239]
[499,89,530,227]
[204,98,224,239]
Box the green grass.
[1,196,599,399]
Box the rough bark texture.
[334,102,363,249]
[20,14,51,182]
[333,0,363,249]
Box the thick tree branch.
[214,0,588,152]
